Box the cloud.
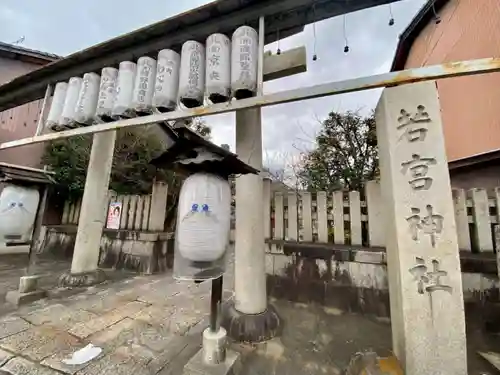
[0,0,426,169]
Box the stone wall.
[41,225,174,274]
[265,240,500,324]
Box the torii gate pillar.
[223,18,306,342]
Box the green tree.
[42,118,211,202]
[296,110,378,191]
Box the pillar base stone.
[222,303,282,343]
[58,269,106,287]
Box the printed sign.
[106,202,122,229]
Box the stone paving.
[0,252,498,374]
[0,266,231,375]
[0,254,136,317]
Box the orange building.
[391,0,500,189]
[0,43,59,168]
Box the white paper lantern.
[95,67,118,122]
[178,41,205,108]
[205,33,231,104]
[60,77,82,128]
[112,61,137,118]
[231,26,258,99]
[176,172,231,262]
[74,72,100,125]
[132,56,156,115]
[152,49,180,112]
[46,82,68,131]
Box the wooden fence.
[266,180,500,253]
[60,179,499,252]
[61,182,169,231]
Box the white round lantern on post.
[231,26,258,99]
[179,41,205,108]
[174,172,231,281]
[132,56,156,115]
[46,82,68,131]
[112,61,137,118]
[95,67,118,122]
[60,77,83,128]
[74,72,100,125]
[153,49,180,113]
[205,33,231,104]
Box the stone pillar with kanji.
[375,81,467,375]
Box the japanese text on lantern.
[138,60,152,103]
[239,35,252,81]
[208,35,222,81]
[188,44,202,89]
[156,60,175,92]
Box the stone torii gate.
[1,1,500,373]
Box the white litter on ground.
[61,344,102,365]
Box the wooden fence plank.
[73,198,82,223]
[301,192,313,241]
[62,200,71,224]
[120,195,130,229]
[134,196,144,230]
[365,181,385,247]
[142,195,151,230]
[127,195,138,230]
[263,178,272,239]
[333,191,345,244]
[453,188,471,251]
[316,191,328,242]
[274,192,284,239]
[470,188,493,252]
[349,191,362,245]
[287,193,298,241]
[68,202,76,224]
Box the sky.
[0,0,426,172]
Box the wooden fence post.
[148,182,168,231]
[470,188,493,252]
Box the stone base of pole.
[203,327,227,364]
[183,327,241,375]
[221,302,282,343]
[58,269,106,287]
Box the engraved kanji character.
[397,105,431,142]
[240,61,250,71]
[240,45,251,54]
[409,257,452,294]
[209,54,221,66]
[406,204,444,248]
[401,154,437,191]
[239,70,251,81]
[210,71,221,81]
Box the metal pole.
[35,85,52,136]
[209,276,223,332]
[257,16,265,96]
[2,58,500,150]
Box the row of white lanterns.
[45,25,259,131]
